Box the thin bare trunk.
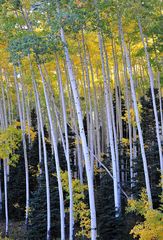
[38,64,65,240]
[118,16,152,206]
[14,66,30,225]
[60,27,97,239]
[138,19,163,178]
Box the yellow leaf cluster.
[25,124,36,142]
[127,189,163,240]
[0,122,22,166]
[122,103,142,126]
[15,122,36,142]
[60,171,91,238]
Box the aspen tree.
[60,24,97,240]
[43,58,74,239]
[97,32,120,216]
[81,31,94,177]
[0,90,8,237]
[55,56,74,239]
[0,160,2,215]
[120,38,134,191]
[118,16,152,206]
[138,19,163,178]
[38,64,65,240]
[14,66,30,225]
[29,59,51,240]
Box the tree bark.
[118,16,152,206]
[60,27,97,239]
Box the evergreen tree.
[96,155,129,240]
[133,89,161,206]
[28,162,60,240]
[7,141,26,220]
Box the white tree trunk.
[30,60,51,240]
[14,67,30,225]
[0,97,8,237]
[88,53,101,163]
[104,45,121,210]
[3,160,8,237]
[81,32,94,177]
[56,56,74,240]
[1,79,10,236]
[38,64,65,240]
[60,27,97,239]
[0,161,2,216]
[138,19,163,178]
[120,40,134,193]
[157,72,163,137]
[118,17,152,206]
[98,32,120,216]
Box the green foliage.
[96,160,130,240]
[28,172,60,240]
[0,0,162,239]
[0,0,5,5]
[9,34,51,63]
[12,0,21,9]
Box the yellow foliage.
[127,189,163,240]
[60,171,91,238]
[74,137,82,145]
[94,164,100,176]
[122,103,142,126]
[0,122,36,166]
[25,124,36,142]
[0,236,12,240]
[15,122,36,142]
[0,122,22,166]
[121,137,130,146]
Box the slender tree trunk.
[38,64,65,240]
[24,90,31,145]
[1,82,10,182]
[138,19,163,178]
[71,94,83,183]
[88,49,101,165]
[3,159,8,237]
[0,92,8,237]
[118,16,152,206]
[56,55,74,240]
[157,71,163,137]
[64,62,84,182]
[112,39,123,141]
[1,81,9,236]
[13,66,30,226]
[120,38,134,193]
[133,124,137,182]
[29,59,51,240]
[4,72,12,126]
[152,36,163,137]
[0,160,2,216]
[60,27,97,239]
[81,31,94,177]
[104,44,121,210]
[37,109,43,176]
[0,100,3,217]
[34,87,51,240]
[98,32,120,216]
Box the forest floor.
[0,220,26,239]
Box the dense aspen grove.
[0,0,163,239]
